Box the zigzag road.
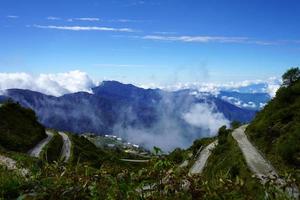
[189,140,218,175]
[28,130,53,157]
[232,125,299,199]
[58,132,72,162]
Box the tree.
[218,125,230,145]
[231,121,242,129]
[282,67,300,86]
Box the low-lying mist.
[113,103,229,152]
[3,83,237,152]
[113,95,229,152]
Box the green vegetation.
[0,166,26,199]
[282,67,300,87]
[0,101,46,152]
[40,131,63,163]
[0,68,299,199]
[188,137,216,155]
[231,120,242,129]
[167,148,188,165]
[69,134,112,168]
[202,126,266,199]
[246,67,300,185]
[0,136,292,200]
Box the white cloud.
[32,24,136,32]
[143,78,282,98]
[242,101,256,109]
[69,17,100,22]
[46,16,61,20]
[0,70,96,96]
[6,15,19,19]
[182,103,229,136]
[140,35,277,45]
[142,35,248,43]
[221,96,242,107]
[114,19,137,23]
[109,19,148,23]
[266,77,281,97]
[259,103,267,108]
[0,70,282,98]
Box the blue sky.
[1,0,300,86]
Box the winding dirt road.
[189,140,218,175]
[58,132,72,162]
[232,125,299,199]
[232,125,277,179]
[28,130,53,157]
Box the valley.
[0,68,299,199]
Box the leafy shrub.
[168,148,185,164]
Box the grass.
[40,131,64,163]
[0,166,26,199]
[201,130,266,199]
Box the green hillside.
[40,131,64,163]
[0,101,46,152]
[0,68,299,199]
[202,126,265,199]
[246,67,300,182]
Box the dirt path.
[189,140,218,175]
[232,125,277,179]
[28,130,53,158]
[0,155,29,176]
[58,132,72,162]
[232,125,299,199]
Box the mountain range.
[0,81,271,150]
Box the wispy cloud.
[32,24,136,32]
[140,35,278,45]
[109,19,149,23]
[6,15,19,19]
[47,16,61,20]
[142,35,248,43]
[68,17,100,22]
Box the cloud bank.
[144,77,282,97]
[0,71,281,97]
[0,71,95,96]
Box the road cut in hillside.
[28,130,53,158]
